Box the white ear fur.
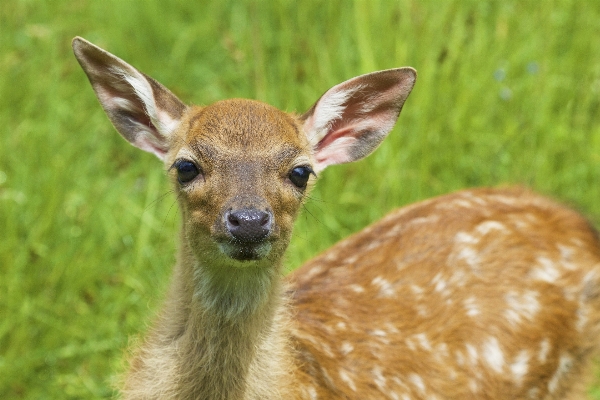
[302,68,416,173]
[72,37,187,160]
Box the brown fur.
[72,37,600,399]
[290,187,600,399]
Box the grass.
[1,0,600,398]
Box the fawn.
[73,36,600,399]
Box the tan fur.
[72,37,600,399]
[290,187,600,399]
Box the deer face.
[167,100,314,265]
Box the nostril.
[259,212,270,227]
[227,212,240,227]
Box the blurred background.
[2,0,600,398]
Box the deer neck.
[154,234,294,400]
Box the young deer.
[73,36,600,399]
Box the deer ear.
[72,37,187,161]
[301,68,416,173]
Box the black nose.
[225,209,273,243]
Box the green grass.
[2,0,600,398]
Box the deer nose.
[225,209,273,243]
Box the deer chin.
[218,240,273,262]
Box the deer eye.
[172,160,200,184]
[288,166,314,189]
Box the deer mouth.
[217,240,273,261]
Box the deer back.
[289,187,600,399]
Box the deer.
[72,36,600,399]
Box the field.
[2,0,600,398]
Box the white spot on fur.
[483,337,505,373]
[455,350,465,366]
[372,366,387,390]
[391,376,406,387]
[431,273,447,293]
[452,199,473,208]
[581,269,600,308]
[548,354,573,393]
[336,321,347,330]
[510,351,530,385]
[344,255,358,264]
[340,341,354,355]
[475,220,507,235]
[295,332,335,358]
[409,374,425,393]
[455,231,479,245]
[372,276,395,297]
[457,247,479,268]
[466,344,478,365]
[557,244,576,270]
[570,238,585,247]
[306,265,324,279]
[307,386,317,400]
[490,195,518,205]
[464,296,481,317]
[339,369,357,391]
[411,285,424,295]
[531,257,560,283]
[414,333,432,351]
[538,339,551,363]
[406,215,441,226]
[365,241,383,252]
[582,269,599,288]
[504,290,540,325]
[452,233,480,269]
[463,191,488,205]
[348,284,365,293]
[395,260,409,271]
[469,379,479,393]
